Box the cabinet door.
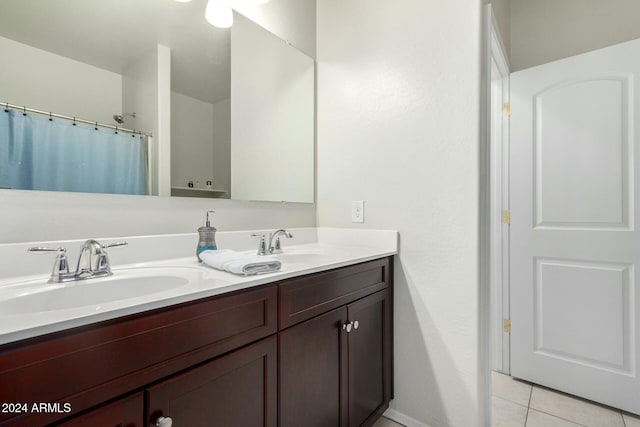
[279,306,348,427]
[146,336,277,427]
[347,290,392,427]
[56,393,143,427]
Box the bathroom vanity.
[0,229,395,427]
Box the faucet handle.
[104,241,128,249]
[273,236,283,252]
[28,247,70,283]
[27,246,66,254]
[96,241,127,273]
[251,233,267,256]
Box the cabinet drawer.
[0,285,277,426]
[279,258,390,329]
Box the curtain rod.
[2,102,153,137]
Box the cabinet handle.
[353,320,359,330]
[156,416,173,427]
[342,321,353,333]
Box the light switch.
[351,200,364,223]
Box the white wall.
[317,0,483,426]
[171,93,231,196]
[212,98,231,196]
[122,46,173,197]
[0,189,315,243]
[0,4,316,244]
[157,46,172,197]
[233,0,316,58]
[231,14,314,203]
[171,92,215,188]
[511,0,640,71]
[0,36,121,124]
[491,0,510,58]
[123,48,160,195]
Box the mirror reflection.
[0,0,314,203]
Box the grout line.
[495,374,630,427]
[523,384,533,426]
[530,384,628,427]
[530,408,589,427]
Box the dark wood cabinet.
[55,393,143,427]
[146,336,277,427]
[347,290,392,427]
[0,285,277,427]
[0,257,392,427]
[279,258,389,329]
[279,307,348,427]
[279,258,393,427]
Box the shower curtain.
[0,110,148,195]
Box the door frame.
[487,7,511,374]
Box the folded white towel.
[200,249,281,276]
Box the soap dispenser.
[197,210,218,262]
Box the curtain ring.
[95,121,98,131]
[22,106,26,116]
[72,117,76,126]
[115,126,118,134]
[3,103,8,113]
[49,112,53,122]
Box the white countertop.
[0,228,397,345]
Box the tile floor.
[371,372,640,427]
[492,371,640,427]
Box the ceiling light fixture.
[174,0,270,29]
[205,0,233,28]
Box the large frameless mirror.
[0,0,314,203]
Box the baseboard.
[383,408,434,427]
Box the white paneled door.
[510,39,640,414]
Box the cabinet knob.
[342,322,353,333]
[353,320,359,330]
[156,416,173,427]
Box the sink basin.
[0,267,213,315]
[269,247,334,266]
[270,252,327,263]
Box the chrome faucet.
[268,229,293,254]
[251,229,293,255]
[28,239,128,283]
[76,239,127,279]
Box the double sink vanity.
[0,227,397,427]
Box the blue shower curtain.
[0,110,148,195]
